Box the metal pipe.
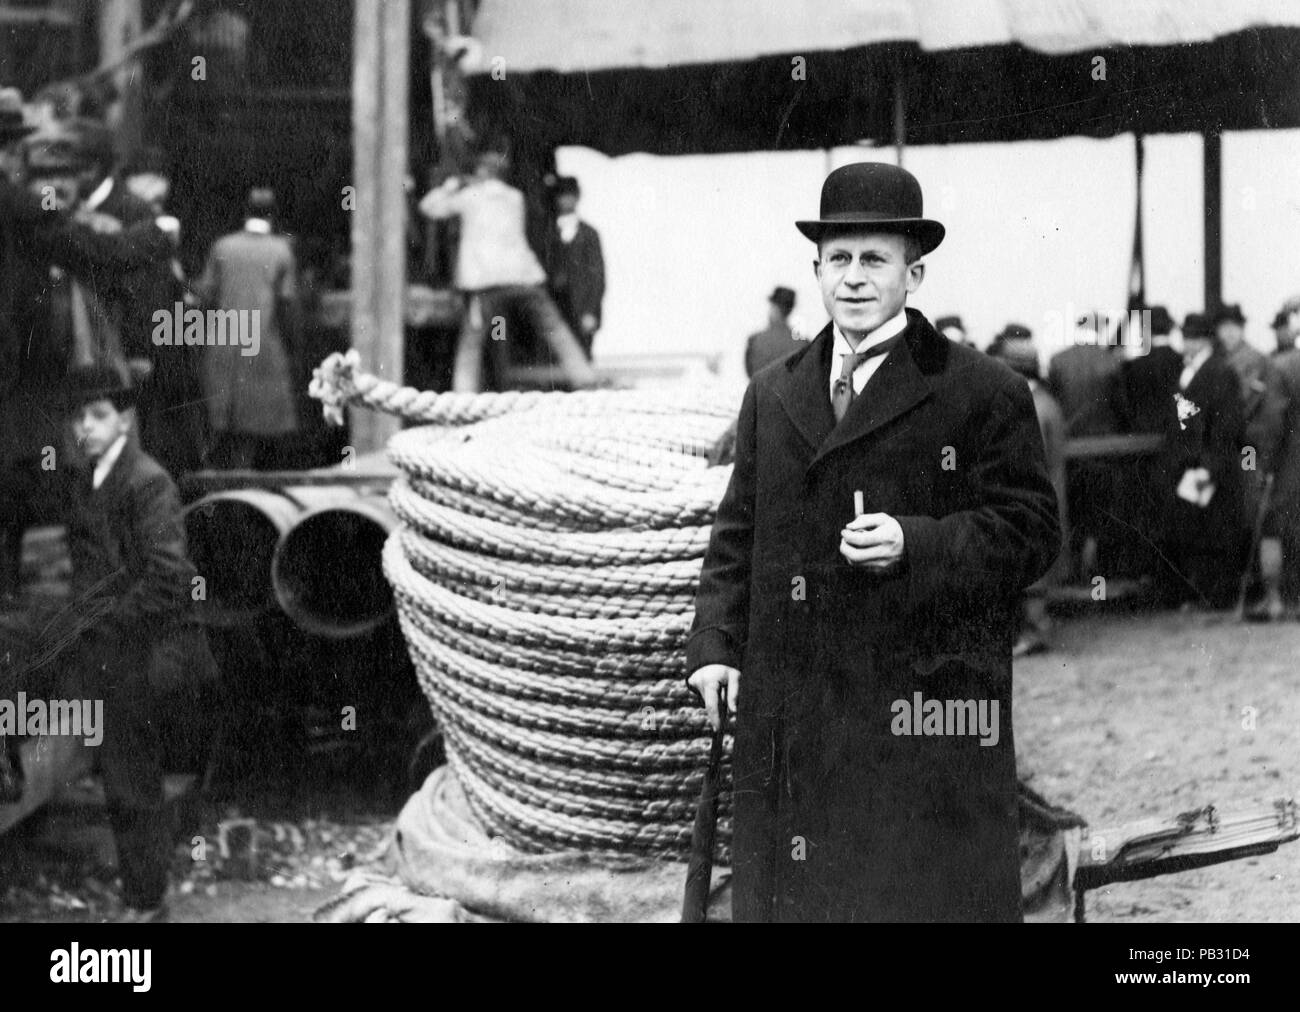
[270,494,398,639]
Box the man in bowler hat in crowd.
[744,286,799,376]
[687,163,1060,921]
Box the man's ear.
[812,258,821,280]
[906,260,925,293]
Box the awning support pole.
[351,0,411,453]
[1203,129,1222,311]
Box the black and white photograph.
[0,0,1298,978]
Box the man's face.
[815,231,922,341]
[940,325,966,344]
[71,399,131,461]
[1216,321,1243,351]
[555,193,579,215]
[1183,335,1212,360]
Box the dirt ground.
[2,605,1297,923]
[1016,608,1299,923]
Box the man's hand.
[687,663,739,731]
[839,512,905,571]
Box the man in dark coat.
[1116,305,1181,434]
[1114,306,1183,580]
[744,286,799,376]
[1047,313,1124,579]
[988,325,1068,656]
[53,365,218,921]
[1160,314,1245,607]
[687,163,1060,922]
[542,175,606,359]
[1257,298,1300,617]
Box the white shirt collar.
[81,176,114,213]
[92,434,128,490]
[1180,345,1213,389]
[556,212,580,243]
[244,217,272,234]
[833,307,908,356]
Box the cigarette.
[853,490,864,517]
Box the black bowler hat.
[989,334,1040,381]
[551,175,580,197]
[995,322,1032,342]
[797,162,945,254]
[1212,303,1246,327]
[1144,305,1174,336]
[1272,309,1290,329]
[768,286,796,315]
[1183,313,1214,340]
[935,315,965,334]
[64,364,136,411]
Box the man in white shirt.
[419,152,596,392]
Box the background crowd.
[747,292,1300,644]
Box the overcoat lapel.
[772,324,835,455]
[812,323,936,469]
[771,312,943,471]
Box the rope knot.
[309,349,363,426]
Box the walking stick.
[1235,473,1275,621]
[681,696,728,923]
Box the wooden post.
[1130,132,1145,308]
[1203,129,1222,312]
[351,0,410,453]
[98,0,144,160]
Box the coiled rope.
[311,352,742,860]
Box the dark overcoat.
[1160,354,1244,603]
[688,309,1060,923]
[542,220,605,354]
[60,438,217,702]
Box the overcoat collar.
[773,307,946,469]
[87,433,142,502]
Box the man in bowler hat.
[744,286,799,376]
[687,163,1060,921]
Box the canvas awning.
[466,0,1300,74]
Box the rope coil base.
[312,353,743,864]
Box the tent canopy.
[468,0,1300,72]
[465,1,1300,154]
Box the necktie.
[831,336,901,422]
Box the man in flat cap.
[744,286,800,377]
[687,162,1060,922]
